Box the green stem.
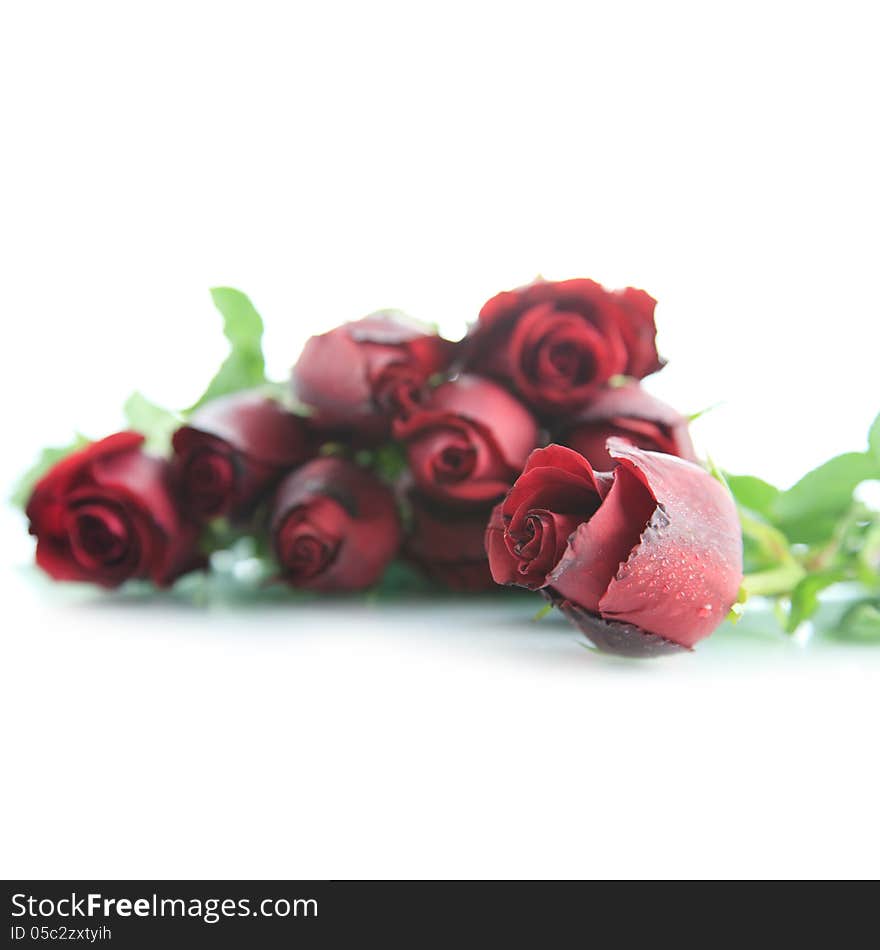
[738,509,792,563]
[742,562,807,598]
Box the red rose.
[26,432,202,588]
[405,492,496,591]
[393,374,539,509]
[486,442,742,655]
[270,456,402,591]
[555,382,696,471]
[291,312,456,442]
[171,392,312,521]
[464,278,664,415]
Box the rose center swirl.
[67,502,133,569]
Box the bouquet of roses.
[14,279,880,656]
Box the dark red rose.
[486,442,742,655]
[405,492,496,591]
[171,392,312,521]
[270,456,402,591]
[291,312,456,442]
[393,374,539,509]
[26,432,202,588]
[555,382,696,471]
[464,278,664,415]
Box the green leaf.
[725,474,779,518]
[533,602,553,621]
[373,442,409,482]
[786,570,846,633]
[352,442,410,483]
[10,436,89,510]
[369,560,441,598]
[834,600,880,643]
[772,452,879,543]
[869,410,880,465]
[211,286,264,348]
[123,391,182,454]
[704,455,731,492]
[857,520,880,586]
[189,287,267,411]
[198,517,240,557]
[686,401,722,423]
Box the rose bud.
[291,311,456,443]
[555,382,696,471]
[270,456,402,591]
[171,392,312,521]
[463,278,664,416]
[26,432,202,588]
[405,492,496,591]
[393,374,539,509]
[486,441,742,656]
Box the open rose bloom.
[486,442,743,655]
[464,279,664,417]
[26,433,202,588]
[393,374,538,509]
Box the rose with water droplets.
[485,441,743,655]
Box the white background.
[1,1,878,879]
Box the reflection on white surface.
[3,556,880,879]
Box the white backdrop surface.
[1,1,878,879]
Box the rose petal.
[542,589,687,657]
[406,493,496,591]
[486,503,522,586]
[26,431,145,528]
[519,443,603,483]
[398,375,538,472]
[556,383,696,467]
[292,329,373,417]
[89,450,180,540]
[182,392,312,467]
[595,440,743,647]
[504,467,600,531]
[613,287,664,379]
[547,462,658,611]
